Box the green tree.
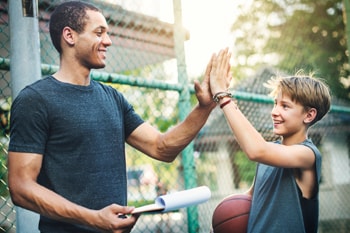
[231,0,350,100]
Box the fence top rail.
[1,57,349,114]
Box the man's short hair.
[49,1,100,53]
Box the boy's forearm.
[220,99,267,159]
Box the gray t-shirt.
[9,76,144,232]
[247,139,321,233]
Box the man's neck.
[53,65,91,86]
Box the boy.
[210,49,331,232]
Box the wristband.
[213,91,232,103]
[220,99,231,109]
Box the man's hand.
[93,204,138,233]
[193,54,217,109]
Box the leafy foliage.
[0,140,9,197]
[231,0,350,100]
[233,151,256,186]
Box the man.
[8,1,216,232]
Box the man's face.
[74,10,112,69]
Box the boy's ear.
[304,108,317,124]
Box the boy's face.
[271,91,308,139]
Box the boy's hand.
[210,48,232,96]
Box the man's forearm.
[159,104,214,160]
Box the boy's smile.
[271,92,308,143]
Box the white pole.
[9,0,41,232]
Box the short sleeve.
[9,87,49,154]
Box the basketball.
[212,194,252,233]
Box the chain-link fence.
[1,0,350,232]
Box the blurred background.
[0,0,349,232]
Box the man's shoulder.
[92,79,116,91]
[22,76,54,91]
[16,76,53,96]
[92,80,125,99]
[29,76,52,85]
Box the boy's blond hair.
[265,71,331,126]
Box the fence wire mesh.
[0,0,350,233]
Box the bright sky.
[113,0,242,77]
[180,1,239,77]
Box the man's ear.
[304,108,317,124]
[62,26,75,46]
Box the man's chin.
[90,63,106,70]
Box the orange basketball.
[212,194,252,233]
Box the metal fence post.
[344,0,350,69]
[173,0,199,232]
[9,0,41,232]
